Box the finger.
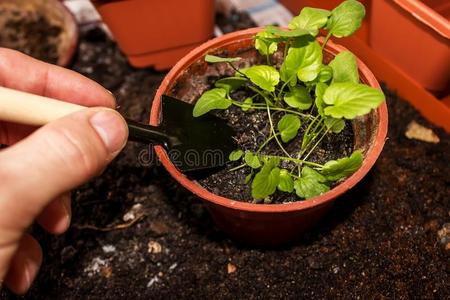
[36,192,71,235]
[3,234,42,295]
[0,108,128,234]
[0,48,116,108]
[0,48,117,145]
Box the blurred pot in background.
[370,0,450,97]
[0,0,78,66]
[92,0,215,70]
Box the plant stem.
[299,124,326,158]
[231,101,312,119]
[256,134,278,154]
[248,86,274,106]
[266,102,292,158]
[283,41,289,61]
[277,73,297,100]
[321,31,332,50]
[302,126,331,162]
[263,154,323,168]
[301,114,320,150]
[227,62,246,77]
[229,163,246,172]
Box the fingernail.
[60,194,72,229]
[22,256,40,293]
[90,110,128,154]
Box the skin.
[0,48,129,294]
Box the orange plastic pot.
[150,28,388,246]
[370,0,450,95]
[92,0,215,70]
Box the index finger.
[0,48,116,108]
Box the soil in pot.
[170,48,356,204]
[0,7,62,64]
[198,100,354,204]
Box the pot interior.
[165,36,380,164]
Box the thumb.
[0,108,128,235]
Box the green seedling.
[193,0,384,202]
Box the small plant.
[193,0,384,202]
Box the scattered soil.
[0,8,62,64]
[0,26,449,300]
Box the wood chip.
[405,121,440,143]
[227,262,237,274]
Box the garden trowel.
[0,87,236,172]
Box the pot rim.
[150,27,388,213]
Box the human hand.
[0,48,128,294]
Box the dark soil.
[1,27,449,300]
[216,10,257,34]
[199,101,354,203]
[0,8,62,64]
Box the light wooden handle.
[0,87,87,126]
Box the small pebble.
[405,121,440,143]
[227,263,237,274]
[148,241,162,254]
[146,276,160,288]
[102,245,116,254]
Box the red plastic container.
[150,28,388,246]
[92,0,215,70]
[370,0,450,96]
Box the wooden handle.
[0,87,87,126]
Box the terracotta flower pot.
[150,28,388,246]
[92,0,215,70]
[370,0,450,96]
[0,0,78,67]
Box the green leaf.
[329,51,359,84]
[294,166,329,199]
[323,82,385,119]
[315,82,328,116]
[278,169,294,193]
[294,178,329,199]
[245,172,253,184]
[241,97,253,111]
[283,86,313,110]
[301,166,327,183]
[244,152,261,169]
[318,65,333,83]
[277,114,301,143]
[229,150,243,161]
[255,31,278,56]
[193,88,231,117]
[262,156,281,169]
[288,7,331,36]
[252,167,281,199]
[265,25,311,38]
[321,151,363,181]
[215,77,248,94]
[280,40,323,84]
[326,0,366,38]
[205,54,242,63]
[324,117,345,133]
[242,65,280,92]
